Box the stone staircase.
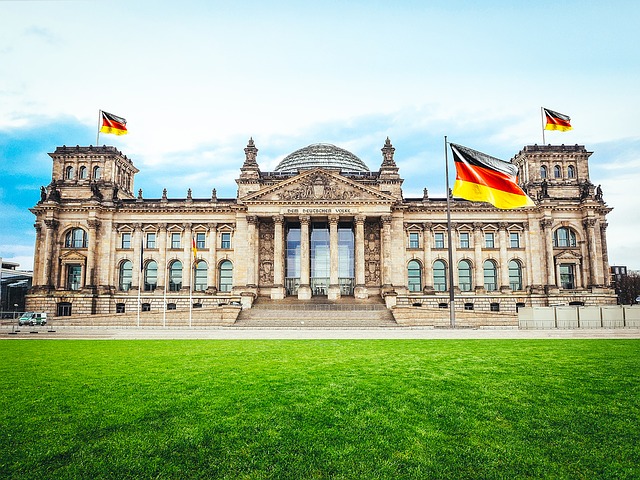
[235,297,398,328]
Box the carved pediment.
[242,169,396,203]
[555,249,582,261]
[60,251,87,262]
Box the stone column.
[271,216,285,299]
[584,218,601,287]
[86,219,100,288]
[354,215,368,299]
[157,224,167,291]
[328,215,340,300]
[246,216,258,289]
[541,219,557,291]
[423,222,434,292]
[182,223,192,291]
[132,223,143,290]
[298,215,312,299]
[498,223,510,291]
[473,223,484,292]
[207,223,217,292]
[381,215,392,291]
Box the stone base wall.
[392,306,517,327]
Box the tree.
[615,272,640,305]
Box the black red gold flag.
[100,111,128,135]
[543,108,572,132]
[450,143,535,209]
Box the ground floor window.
[67,264,82,291]
[169,261,182,291]
[559,264,575,289]
[116,303,125,313]
[433,260,447,292]
[194,260,207,291]
[57,302,72,316]
[141,303,151,312]
[490,302,500,312]
[219,260,233,292]
[407,260,422,292]
[119,260,132,291]
[167,303,176,310]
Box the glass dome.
[275,143,369,173]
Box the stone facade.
[27,140,616,318]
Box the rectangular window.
[559,264,575,289]
[510,232,520,248]
[485,232,495,248]
[459,232,470,249]
[171,232,181,249]
[67,264,82,291]
[121,232,131,249]
[221,232,231,249]
[434,232,445,249]
[409,232,419,249]
[196,232,206,249]
[146,233,156,249]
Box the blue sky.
[1,0,639,270]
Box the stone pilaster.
[42,219,57,287]
[157,223,167,290]
[207,223,217,292]
[132,223,143,290]
[600,222,610,287]
[422,222,434,292]
[473,223,484,292]
[584,218,601,287]
[540,219,558,292]
[381,215,392,291]
[498,223,510,291]
[246,216,258,289]
[86,219,100,288]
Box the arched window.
[65,165,75,180]
[119,260,132,291]
[194,260,207,292]
[553,227,577,247]
[79,166,88,179]
[144,261,158,291]
[567,165,575,178]
[407,260,422,292]
[169,261,182,291]
[554,165,561,178]
[93,166,101,180]
[483,260,497,291]
[433,260,447,292]
[540,165,547,179]
[65,228,88,248]
[458,260,472,292]
[509,260,523,291]
[219,260,233,292]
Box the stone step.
[236,305,397,327]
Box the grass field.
[1,340,638,479]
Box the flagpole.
[541,107,546,145]
[444,136,455,328]
[97,110,101,146]
[189,261,193,328]
[137,279,141,327]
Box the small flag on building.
[192,236,198,260]
[100,110,128,135]
[450,143,535,210]
[543,108,572,132]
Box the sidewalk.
[3,325,640,340]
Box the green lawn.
[1,340,638,479]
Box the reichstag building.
[27,138,615,317]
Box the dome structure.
[275,143,370,173]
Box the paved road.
[2,325,640,340]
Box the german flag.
[100,110,128,135]
[451,143,535,210]
[192,236,198,260]
[543,108,572,131]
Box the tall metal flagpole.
[444,136,456,328]
[163,262,167,328]
[541,107,546,145]
[189,261,193,328]
[97,110,101,146]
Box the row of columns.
[260,215,375,300]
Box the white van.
[18,312,48,326]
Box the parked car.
[18,312,47,326]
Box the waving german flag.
[451,143,535,210]
[100,110,128,135]
[543,108,572,132]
